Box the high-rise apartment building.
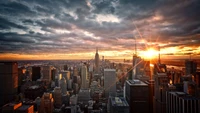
[0,62,18,107]
[104,69,116,98]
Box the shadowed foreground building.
[32,66,41,81]
[153,63,168,113]
[0,62,18,107]
[166,91,200,113]
[125,79,149,113]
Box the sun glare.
[142,48,158,59]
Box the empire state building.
[95,48,100,73]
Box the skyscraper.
[132,55,144,79]
[81,63,88,89]
[53,87,62,108]
[42,66,52,82]
[185,60,197,75]
[153,63,168,113]
[95,48,100,73]
[60,77,67,94]
[166,91,200,113]
[32,66,41,81]
[125,80,149,113]
[0,62,18,107]
[104,69,116,98]
[40,93,54,113]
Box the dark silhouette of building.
[95,48,100,73]
[185,60,197,75]
[166,91,200,113]
[153,63,168,113]
[125,80,149,113]
[64,65,68,71]
[0,62,18,107]
[24,85,46,100]
[32,66,41,81]
[51,68,57,81]
[146,80,154,113]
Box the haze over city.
[0,0,200,60]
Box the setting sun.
[141,48,158,59]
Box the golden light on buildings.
[169,79,173,84]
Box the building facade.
[125,80,149,113]
[104,69,116,98]
[0,62,18,107]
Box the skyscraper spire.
[95,48,100,73]
[96,47,98,53]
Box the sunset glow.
[0,0,200,60]
[141,48,158,59]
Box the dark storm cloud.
[0,32,35,43]
[0,1,36,17]
[0,17,27,30]
[0,0,199,55]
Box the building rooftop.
[29,85,39,89]
[3,102,22,110]
[169,91,200,100]
[127,79,148,86]
[111,97,129,107]
[17,105,33,111]
[104,69,116,71]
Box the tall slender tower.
[95,48,100,73]
[81,64,88,89]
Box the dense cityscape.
[0,48,200,113]
[1,0,200,113]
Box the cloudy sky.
[0,0,200,60]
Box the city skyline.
[0,0,200,60]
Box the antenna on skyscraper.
[158,45,161,64]
[134,36,137,56]
[96,47,98,53]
